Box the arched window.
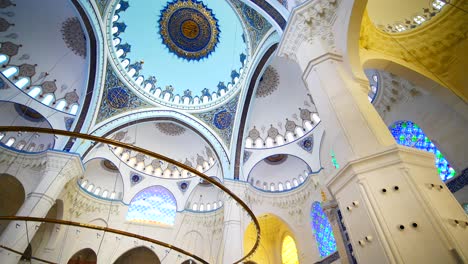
[281,235,299,264]
[102,190,109,198]
[93,187,101,196]
[0,133,5,140]
[28,87,42,98]
[389,121,456,181]
[69,104,79,115]
[192,203,198,211]
[278,183,284,192]
[292,179,299,187]
[16,140,26,150]
[126,186,177,226]
[5,137,15,147]
[15,77,30,89]
[311,201,337,258]
[0,54,8,65]
[27,143,36,152]
[199,203,205,212]
[80,180,88,188]
[2,67,18,78]
[86,184,94,192]
[286,181,291,190]
[110,191,116,199]
[206,203,211,211]
[270,183,275,192]
[42,94,54,105]
[55,100,67,111]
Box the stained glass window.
[126,186,177,226]
[311,202,337,258]
[389,121,456,181]
[281,235,299,264]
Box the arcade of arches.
[0,0,467,263]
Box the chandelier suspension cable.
[0,245,55,264]
[0,126,261,264]
[95,164,121,259]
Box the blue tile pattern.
[194,94,239,147]
[390,121,456,181]
[213,109,233,129]
[230,0,272,53]
[298,136,313,153]
[249,0,286,29]
[311,201,337,258]
[243,150,252,163]
[126,186,177,226]
[96,63,150,123]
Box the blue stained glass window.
[389,121,456,181]
[311,202,337,258]
[126,186,177,226]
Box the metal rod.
[0,126,260,263]
[0,216,206,263]
[0,244,57,264]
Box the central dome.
[159,0,220,61]
[109,0,248,109]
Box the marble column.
[277,0,468,263]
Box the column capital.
[277,0,340,63]
[43,151,83,180]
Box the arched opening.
[244,214,297,264]
[113,246,160,264]
[281,235,299,264]
[126,186,177,226]
[311,201,337,258]
[0,174,25,235]
[67,248,97,264]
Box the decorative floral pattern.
[298,136,313,153]
[256,66,279,98]
[155,122,186,136]
[107,87,129,108]
[159,0,220,61]
[96,63,151,123]
[213,109,233,130]
[231,0,272,53]
[194,95,239,147]
[61,17,87,58]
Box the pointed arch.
[67,248,97,264]
[113,246,160,264]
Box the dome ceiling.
[0,102,55,152]
[109,0,247,108]
[0,0,90,114]
[246,56,319,149]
